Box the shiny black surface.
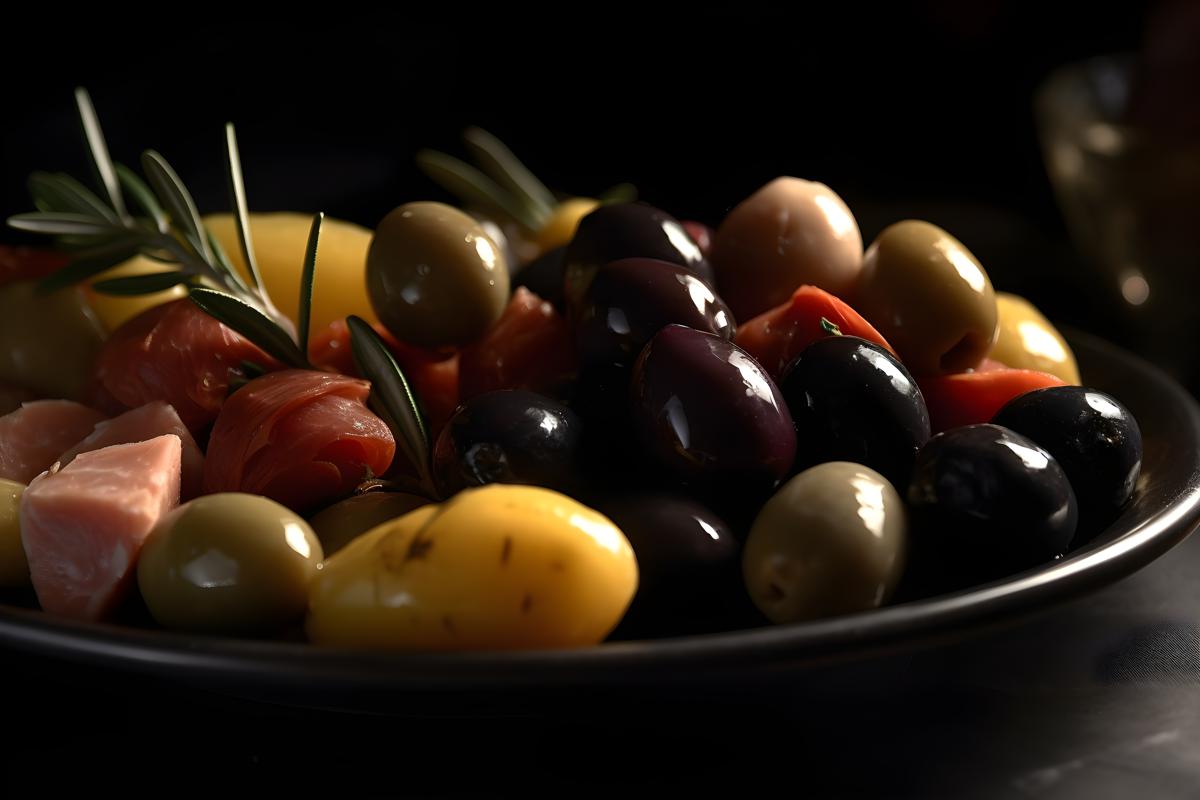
[596,493,747,637]
[629,325,796,498]
[561,203,714,309]
[994,386,1143,536]
[907,424,1078,590]
[780,335,931,488]
[431,390,583,497]
[575,257,734,374]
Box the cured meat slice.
[203,370,396,513]
[0,401,107,484]
[57,402,205,500]
[20,434,182,621]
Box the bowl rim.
[0,330,1197,690]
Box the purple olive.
[562,203,714,310]
[629,325,796,497]
[576,257,735,374]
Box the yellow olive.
[743,462,906,623]
[137,493,323,635]
[536,198,600,255]
[855,220,998,375]
[367,202,510,349]
[307,491,430,557]
[0,281,106,400]
[306,484,638,650]
[990,293,1081,384]
[0,480,28,587]
[205,212,377,334]
[84,256,188,332]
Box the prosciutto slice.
[56,403,205,500]
[0,401,107,483]
[21,434,181,621]
[91,298,280,436]
[203,370,396,512]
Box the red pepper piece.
[920,368,1067,433]
[734,285,896,380]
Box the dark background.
[4,5,1200,797]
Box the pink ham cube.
[56,403,205,500]
[0,400,107,484]
[21,434,182,621]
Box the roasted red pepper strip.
[734,285,897,380]
[920,368,1067,433]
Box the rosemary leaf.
[188,286,309,368]
[36,238,144,294]
[206,225,252,294]
[598,182,638,205]
[462,127,555,225]
[346,315,432,491]
[115,163,168,233]
[223,123,266,292]
[298,212,322,355]
[74,88,129,221]
[141,150,213,263]
[27,173,118,222]
[7,212,117,237]
[415,149,539,231]
[92,270,191,296]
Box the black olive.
[629,325,796,500]
[906,423,1078,591]
[597,492,743,636]
[992,386,1142,536]
[562,203,714,310]
[512,246,567,311]
[432,390,584,497]
[779,336,931,488]
[576,257,735,374]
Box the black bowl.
[0,331,1197,712]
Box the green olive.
[0,479,28,587]
[0,281,106,400]
[854,221,998,374]
[307,491,430,556]
[990,293,1081,384]
[137,493,323,635]
[743,462,906,623]
[367,201,510,348]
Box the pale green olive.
[137,493,323,635]
[854,220,998,375]
[307,491,430,557]
[743,462,906,623]
[307,484,638,650]
[367,202,510,348]
[0,281,106,400]
[0,479,27,587]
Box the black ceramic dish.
[0,331,1196,712]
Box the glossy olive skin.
[308,491,431,556]
[576,257,735,374]
[0,479,27,587]
[512,246,566,311]
[0,281,105,401]
[744,462,907,623]
[780,336,931,488]
[630,325,796,497]
[433,390,584,497]
[906,424,1078,589]
[992,386,1142,533]
[367,202,510,348]
[562,203,713,310]
[137,493,324,635]
[855,220,998,374]
[991,292,1081,384]
[597,493,741,636]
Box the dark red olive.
[681,221,714,259]
[576,257,735,374]
[780,335,930,488]
[512,246,566,311]
[596,492,742,636]
[906,423,1078,589]
[630,325,796,497]
[562,203,714,310]
[432,390,584,497]
[992,386,1142,535]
